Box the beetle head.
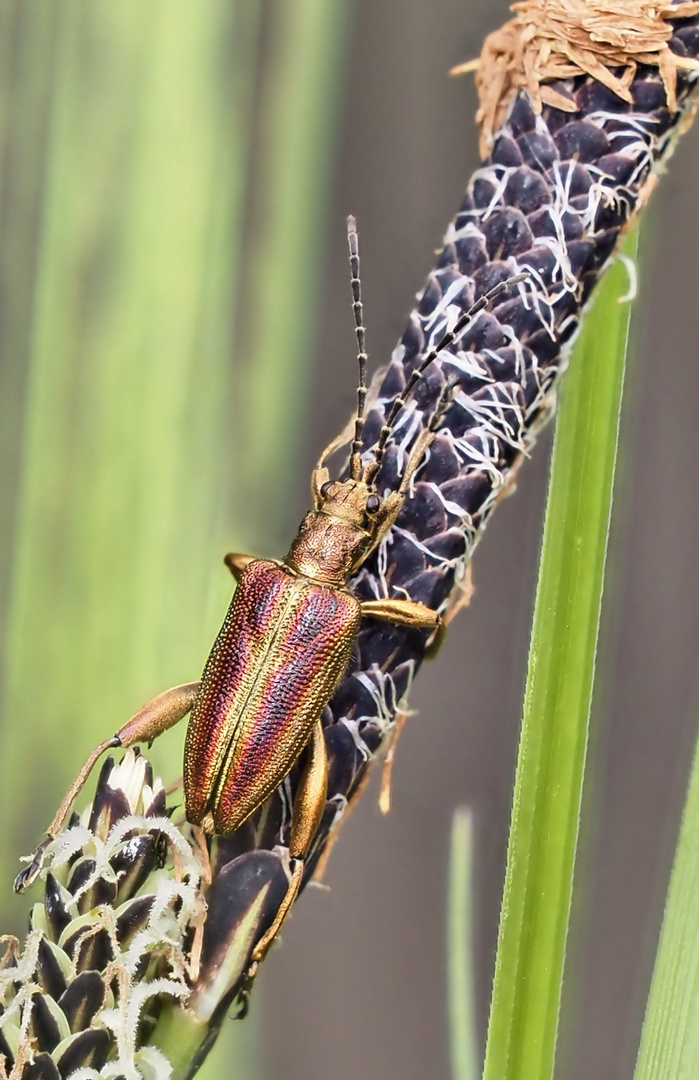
[285,472,402,586]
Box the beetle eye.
[366,493,380,513]
[320,480,332,498]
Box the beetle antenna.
[364,270,529,486]
[347,215,369,480]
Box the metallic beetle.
[15,219,524,975]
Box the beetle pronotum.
[16,217,526,977]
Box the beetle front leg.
[14,681,201,892]
[360,597,445,657]
[247,715,328,972]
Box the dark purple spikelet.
[254,2,699,888]
[3,750,289,1079]
[248,3,699,895]
[1,752,198,1080]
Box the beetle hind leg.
[247,716,328,973]
[14,681,201,892]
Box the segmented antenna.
[364,271,529,485]
[347,215,369,480]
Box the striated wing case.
[184,559,361,833]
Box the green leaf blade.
[482,229,639,1080]
[635,731,699,1080]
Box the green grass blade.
[634,728,699,1080]
[448,809,478,1080]
[481,228,639,1080]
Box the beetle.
[15,216,526,974]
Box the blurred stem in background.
[0,1,351,1076]
[447,809,478,1080]
[634,722,699,1080]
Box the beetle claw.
[234,962,259,1019]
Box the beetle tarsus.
[234,970,256,1019]
[14,837,51,893]
[249,858,305,968]
[425,617,446,659]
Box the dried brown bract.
[453,0,699,154]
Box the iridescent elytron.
[15,218,525,974]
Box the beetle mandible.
[15,217,526,972]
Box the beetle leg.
[311,413,359,505]
[360,597,440,630]
[360,597,444,656]
[14,681,201,892]
[223,553,257,582]
[363,428,440,559]
[398,426,435,493]
[247,716,328,972]
[423,619,446,658]
[315,416,356,471]
[116,681,201,747]
[288,716,329,862]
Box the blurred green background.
[1,3,698,1079]
[0,3,348,1076]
